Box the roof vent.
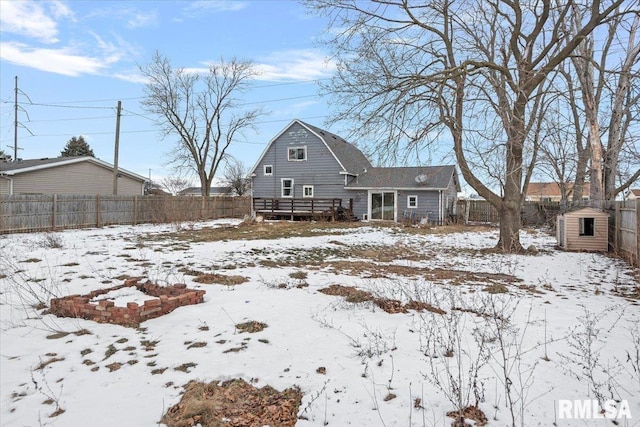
[415,174,428,184]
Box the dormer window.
[288,147,306,161]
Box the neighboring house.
[526,182,590,202]
[178,186,232,196]
[626,189,640,200]
[250,119,460,223]
[0,157,147,196]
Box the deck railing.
[253,198,343,214]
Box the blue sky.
[0,0,340,184]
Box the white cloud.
[113,72,149,84]
[0,0,73,44]
[254,50,336,81]
[127,11,158,29]
[0,42,107,76]
[186,1,248,13]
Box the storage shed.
[556,207,609,252]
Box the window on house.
[264,165,273,176]
[288,147,306,161]
[579,217,595,236]
[281,179,294,198]
[303,185,314,198]
[407,195,418,208]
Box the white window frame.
[303,185,314,198]
[281,178,294,198]
[263,165,273,176]
[407,195,418,208]
[288,146,307,161]
[579,217,595,237]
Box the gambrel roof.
[300,121,372,175]
[250,119,372,176]
[346,165,460,191]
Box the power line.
[1,78,327,106]
[12,115,330,139]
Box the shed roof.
[559,207,609,218]
[346,165,460,191]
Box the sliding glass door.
[370,192,395,220]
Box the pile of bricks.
[48,278,206,327]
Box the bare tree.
[569,8,640,203]
[536,63,591,205]
[162,176,191,196]
[306,0,629,252]
[223,158,251,196]
[140,52,264,196]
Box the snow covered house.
[250,120,460,223]
[556,207,609,252]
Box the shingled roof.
[299,121,372,175]
[346,165,460,190]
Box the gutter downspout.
[439,190,443,225]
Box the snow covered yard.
[0,220,638,427]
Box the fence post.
[96,194,101,227]
[134,195,138,225]
[636,199,640,266]
[614,202,620,254]
[52,194,57,231]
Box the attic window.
[288,147,306,161]
[579,217,595,236]
[264,165,273,176]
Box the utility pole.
[112,100,122,195]
[14,76,18,161]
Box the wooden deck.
[253,198,353,221]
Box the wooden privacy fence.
[0,195,251,234]
[612,199,640,266]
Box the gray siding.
[252,122,356,207]
[397,190,440,221]
[8,162,144,195]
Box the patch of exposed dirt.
[161,378,302,427]
[322,261,520,287]
[193,273,247,286]
[235,321,268,333]
[446,406,488,426]
[318,284,447,314]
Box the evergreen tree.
[61,136,95,157]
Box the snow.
[90,287,157,307]
[1,220,638,427]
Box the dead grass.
[193,273,247,286]
[318,285,447,315]
[161,378,303,427]
[35,356,65,371]
[236,321,268,333]
[446,406,488,426]
[152,221,493,245]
